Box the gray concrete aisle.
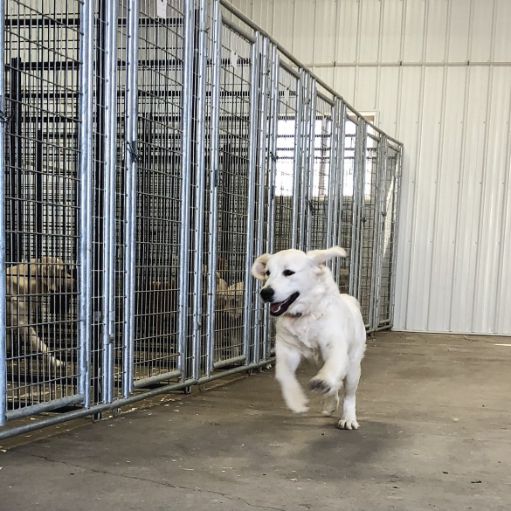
[1,332,510,511]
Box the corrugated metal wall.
[229,0,511,335]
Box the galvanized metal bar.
[297,71,310,251]
[133,370,182,389]
[326,100,339,250]
[78,0,94,407]
[177,0,195,378]
[389,145,403,328]
[305,78,317,251]
[122,0,139,398]
[206,0,222,377]
[262,43,279,361]
[290,70,303,249]
[370,136,388,331]
[335,100,347,252]
[191,0,208,380]
[242,32,261,363]
[349,119,366,299]
[102,0,119,403]
[6,395,83,420]
[252,35,270,364]
[0,0,6,427]
[213,355,246,370]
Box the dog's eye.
[283,270,295,277]
[265,270,270,276]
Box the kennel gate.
[0,0,402,438]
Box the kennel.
[0,0,402,438]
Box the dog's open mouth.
[269,292,300,317]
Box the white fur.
[252,247,366,430]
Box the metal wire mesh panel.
[358,129,380,326]
[377,143,399,328]
[273,66,298,252]
[338,113,358,294]
[211,22,252,366]
[132,1,185,385]
[3,0,82,416]
[307,95,333,251]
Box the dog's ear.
[307,246,347,266]
[251,253,271,280]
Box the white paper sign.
[230,49,238,69]
[156,0,167,18]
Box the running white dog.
[252,246,366,430]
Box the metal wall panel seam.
[403,0,429,329]
[493,83,511,332]
[447,0,474,331]
[470,0,497,332]
[425,0,452,329]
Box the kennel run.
[0,0,402,439]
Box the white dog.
[251,246,366,429]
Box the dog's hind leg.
[321,390,341,416]
[275,341,308,413]
[338,361,361,430]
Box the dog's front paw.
[285,395,309,414]
[309,377,332,395]
[337,418,360,430]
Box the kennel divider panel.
[209,16,255,370]
[274,61,299,253]
[3,0,84,419]
[0,0,5,426]
[261,41,278,361]
[376,142,400,329]
[205,0,221,377]
[307,92,333,252]
[358,129,380,330]
[131,0,188,388]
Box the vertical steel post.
[305,78,317,251]
[0,0,7,426]
[252,35,270,364]
[262,43,279,361]
[123,0,139,397]
[242,32,261,363]
[206,0,222,376]
[191,0,208,379]
[349,119,366,300]
[178,0,195,378]
[389,145,403,328]
[78,0,94,407]
[333,100,346,279]
[291,71,303,249]
[102,0,119,403]
[297,71,309,251]
[370,135,387,331]
[326,100,339,250]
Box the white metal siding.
[230,0,511,334]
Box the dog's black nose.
[260,287,275,302]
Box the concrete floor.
[1,332,510,510]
